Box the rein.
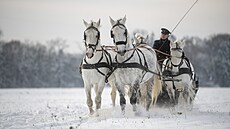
[96,45,181,58]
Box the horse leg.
[130,81,140,111]
[116,83,126,112]
[166,83,176,106]
[85,85,94,115]
[137,83,145,106]
[184,84,194,111]
[95,82,105,111]
[190,83,196,105]
[146,80,153,111]
[177,83,185,114]
[109,81,117,107]
[136,86,141,105]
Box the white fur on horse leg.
[116,83,126,111]
[177,92,184,114]
[85,87,94,115]
[110,82,117,107]
[184,85,193,111]
[95,82,104,110]
[146,79,153,111]
[166,83,176,105]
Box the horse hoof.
[132,105,137,112]
[121,105,126,111]
[89,109,94,115]
[94,111,99,117]
[121,110,125,115]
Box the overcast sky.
[0,0,229,53]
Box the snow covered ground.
[0,87,229,129]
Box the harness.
[81,24,112,83]
[162,55,193,90]
[82,47,113,83]
[108,21,161,78]
[106,46,161,81]
[82,21,161,83]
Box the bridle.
[171,42,183,53]
[83,23,100,51]
[168,42,185,67]
[110,21,128,46]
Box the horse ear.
[83,19,89,27]
[181,40,186,48]
[120,15,126,25]
[170,41,173,48]
[109,16,116,26]
[134,34,138,43]
[144,35,149,43]
[96,19,100,28]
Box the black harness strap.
[162,68,192,77]
[82,49,113,82]
[162,55,193,90]
[136,48,148,69]
[106,47,161,79]
[110,21,128,45]
[84,25,100,48]
[115,48,136,64]
[82,62,111,70]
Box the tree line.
[183,34,230,87]
[0,30,229,88]
[0,39,83,88]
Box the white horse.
[81,19,116,115]
[133,33,153,107]
[109,16,162,112]
[162,40,199,114]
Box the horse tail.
[152,74,162,105]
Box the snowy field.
[0,87,230,129]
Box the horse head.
[109,16,129,56]
[134,33,149,45]
[170,40,185,57]
[83,19,101,58]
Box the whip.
[170,0,199,35]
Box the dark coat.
[153,39,171,65]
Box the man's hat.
[161,28,171,35]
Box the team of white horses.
[80,16,199,116]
